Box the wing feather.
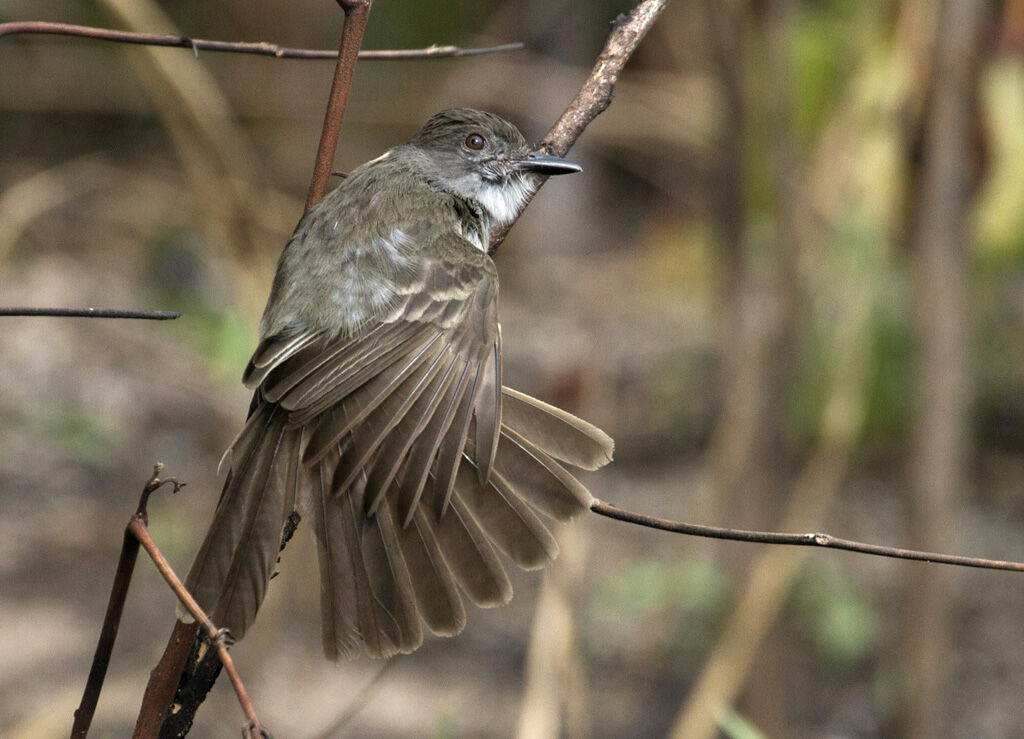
[424,484,512,607]
[433,361,485,515]
[486,425,594,520]
[182,405,289,637]
[500,387,614,470]
[473,332,502,485]
[311,458,361,661]
[396,360,472,526]
[330,344,450,498]
[365,351,462,515]
[302,332,445,464]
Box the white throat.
[474,177,533,227]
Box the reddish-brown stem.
[590,499,1024,573]
[128,517,266,734]
[133,619,201,738]
[72,528,141,737]
[139,4,375,731]
[0,21,520,60]
[305,0,373,211]
[72,465,182,739]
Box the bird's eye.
[465,133,486,151]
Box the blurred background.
[2,0,1024,736]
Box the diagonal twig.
[129,515,268,737]
[311,659,400,739]
[0,21,522,61]
[489,0,669,253]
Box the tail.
[310,386,613,660]
[177,404,302,638]
[181,387,613,657]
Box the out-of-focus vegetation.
[2,0,1024,737]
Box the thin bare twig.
[0,307,180,320]
[129,514,267,736]
[305,0,373,210]
[72,464,184,739]
[590,500,1024,573]
[312,659,400,739]
[489,0,669,253]
[0,21,521,60]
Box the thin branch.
[489,0,669,253]
[0,21,522,60]
[129,514,267,736]
[590,499,1024,573]
[72,464,184,739]
[305,0,373,211]
[312,659,400,739]
[0,306,180,320]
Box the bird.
[181,108,614,661]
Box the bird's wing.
[183,231,614,661]
[248,231,503,503]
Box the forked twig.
[72,464,184,739]
[129,516,268,736]
[71,465,264,737]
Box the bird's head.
[407,108,581,224]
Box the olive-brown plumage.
[182,109,613,660]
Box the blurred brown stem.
[305,0,373,211]
[901,0,993,735]
[516,529,590,739]
[0,21,521,60]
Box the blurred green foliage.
[431,712,458,739]
[719,708,767,739]
[589,557,730,663]
[148,234,258,382]
[790,563,879,667]
[791,0,879,147]
[178,306,255,381]
[44,404,120,463]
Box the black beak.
[514,151,583,175]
